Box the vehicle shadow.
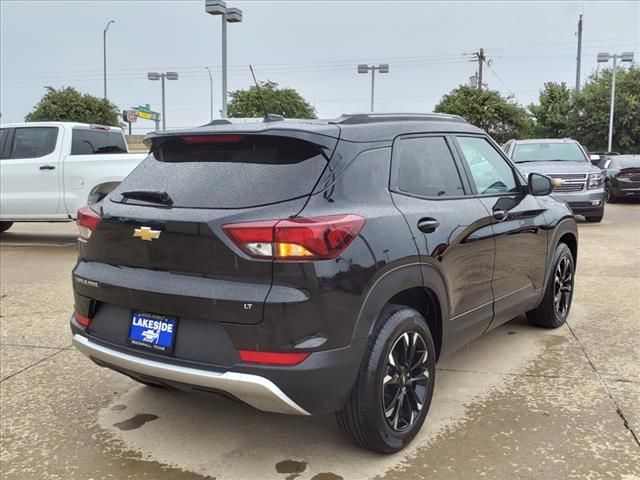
[0,230,77,246]
[99,316,555,479]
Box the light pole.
[148,72,179,130]
[205,0,243,118]
[597,51,634,152]
[357,64,389,112]
[206,67,214,121]
[103,20,115,100]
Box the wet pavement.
[1,203,639,479]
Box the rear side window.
[71,128,127,155]
[0,129,9,158]
[114,135,329,209]
[393,136,465,197]
[9,127,58,159]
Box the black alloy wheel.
[382,331,430,432]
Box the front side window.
[456,136,518,195]
[9,127,58,159]
[393,136,465,198]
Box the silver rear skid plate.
[72,334,310,416]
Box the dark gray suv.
[71,114,578,453]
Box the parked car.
[595,154,640,202]
[503,138,606,222]
[70,113,578,453]
[0,122,147,233]
[587,151,620,163]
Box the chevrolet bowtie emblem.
[133,227,161,241]
[553,178,566,186]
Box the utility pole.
[575,14,583,91]
[475,48,485,91]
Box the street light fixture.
[147,72,179,130]
[357,64,389,112]
[103,20,115,100]
[597,51,634,151]
[205,0,243,118]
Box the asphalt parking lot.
[1,202,639,480]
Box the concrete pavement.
[1,204,638,479]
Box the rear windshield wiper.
[121,190,173,206]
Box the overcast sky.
[1,0,638,132]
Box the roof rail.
[330,113,467,125]
[202,119,233,126]
[264,114,285,122]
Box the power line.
[2,38,636,81]
[485,62,514,96]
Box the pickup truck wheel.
[0,222,13,233]
[527,243,574,329]
[336,306,436,453]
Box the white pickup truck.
[0,122,147,233]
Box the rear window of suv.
[113,135,329,209]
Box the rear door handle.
[39,165,55,171]
[493,209,508,221]
[417,218,440,233]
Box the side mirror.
[589,154,601,165]
[528,173,555,196]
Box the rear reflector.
[74,311,92,327]
[223,214,365,260]
[181,134,242,144]
[76,207,101,240]
[238,350,310,366]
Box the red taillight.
[181,134,242,144]
[76,206,101,240]
[238,350,310,366]
[74,311,92,327]
[222,214,365,260]
[617,171,640,179]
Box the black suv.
[71,114,578,453]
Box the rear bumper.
[72,334,310,415]
[71,311,366,415]
[611,187,640,198]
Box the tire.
[0,222,13,233]
[527,243,575,329]
[605,184,618,203]
[585,212,604,223]
[336,306,436,453]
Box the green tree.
[529,82,574,138]
[570,65,640,153]
[228,81,316,119]
[434,86,532,144]
[25,87,120,125]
